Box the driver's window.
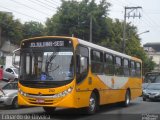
[76,45,89,84]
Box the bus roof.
[78,38,142,62]
[20,36,141,62]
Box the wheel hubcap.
[126,93,130,105]
[89,97,96,111]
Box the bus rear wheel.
[122,90,131,107]
[85,92,98,115]
[43,107,56,114]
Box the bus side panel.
[98,76,142,104]
[75,73,107,107]
[75,74,126,107]
[74,91,91,108]
[129,77,142,99]
[74,75,142,107]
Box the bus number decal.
[53,41,64,46]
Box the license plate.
[36,99,45,103]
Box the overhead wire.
[35,0,57,10]
[28,0,54,11]
[45,0,60,8]
[0,4,42,21]
[108,0,124,7]
[11,0,51,16]
[143,10,160,27]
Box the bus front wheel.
[43,107,56,114]
[85,92,98,115]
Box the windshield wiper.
[45,51,60,73]
[48,65,59,72]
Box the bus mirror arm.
[12,48,20,69]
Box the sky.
[0,0,160,45]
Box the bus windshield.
[19,39,74,87]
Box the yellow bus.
[13,36,142,114]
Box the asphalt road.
[0,97,160,120]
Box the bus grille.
[29,102,53,105]
[28,98,55,105]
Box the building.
[143,43,160,71]
[0,37,19,67]
[0,11,19,67]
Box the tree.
[46,0,110,43]
[0,12,23,45]
[99,19,123,51]
[22,21,45,39]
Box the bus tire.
[85,92,98,115]
[122,90,131,107]
[43,107,56,114]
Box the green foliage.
[0,12,23,44]
[22,21,45,39]
[0,12,45,44]
[99,19,123,51]
[46,0,110,43]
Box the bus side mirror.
[80,57,87,73]
[80,57,85,67]
[12,48,20,69]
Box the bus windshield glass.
[20,39,74,83]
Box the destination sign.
[30,41,65,47]
[21,38,73,48]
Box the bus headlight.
[53,87,73,98]
[18,88,27,97]
[18,87,73,98]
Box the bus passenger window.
[115,56,123,75]
[130,61,136,77]
[91,50,103,74]
[104,54,114,75]
[136,62,141,77]
[124,59,130,76]
[76,46,89,83]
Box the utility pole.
[89,15,92,43]
[122,6,142,53]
